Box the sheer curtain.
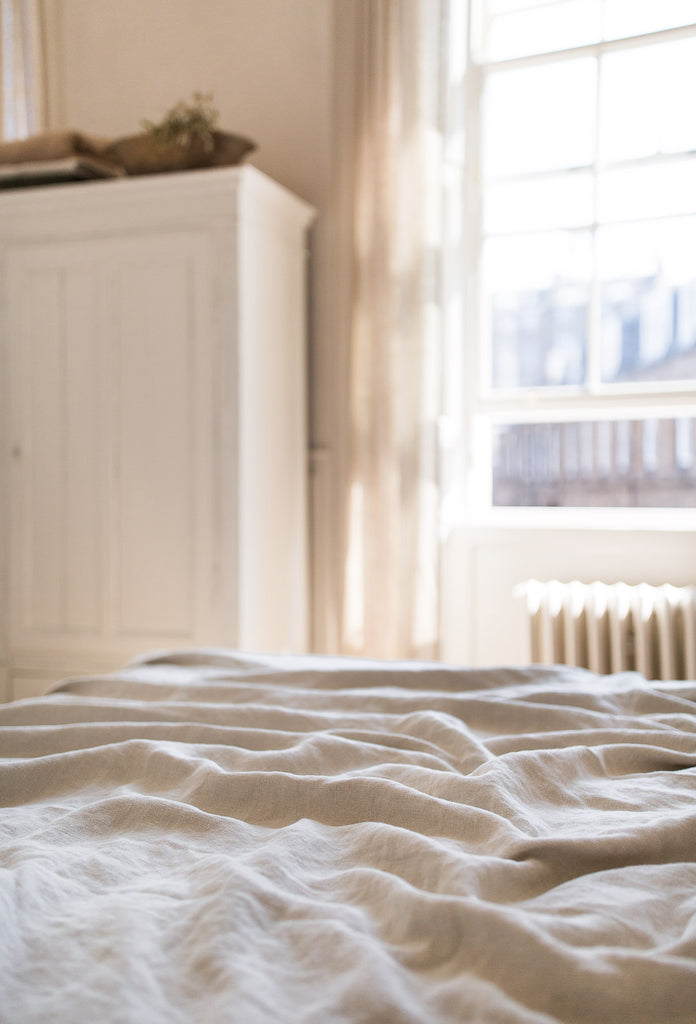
[1,0,44,139]
[338,0,451,660]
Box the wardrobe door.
[7,241,106,662]
[6,231,221,666]
[103,232,219,648]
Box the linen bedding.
[1,649,696,1024]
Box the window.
[464,0,696,511]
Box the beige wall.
[42,0,346,650]
[42,0,332,206]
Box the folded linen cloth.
[0,129,114,165]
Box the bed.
[2,648,696,1023]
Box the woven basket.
[106,130,256,176]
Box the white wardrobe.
[0,166,315,700]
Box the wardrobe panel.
[112,242,197,637]
[11,255,102,638]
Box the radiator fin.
[520,581,696,681]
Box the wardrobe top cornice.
[0,164,316,239]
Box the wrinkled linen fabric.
[1,649,696,1024]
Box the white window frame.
[446,2,696,531]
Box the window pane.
[484,172,594,233]
[598,218,696,384]
[603,0,696,40]
[492,417,696,506]
[485,0,601,61]
[597,157,696,223]
[599,39,696,163]
[483,59,596,178]
[484,232,591,388]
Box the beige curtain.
[1,0,44,139]
[339,0,449,660]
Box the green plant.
[141,92,219,151]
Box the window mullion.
[586,51,602,392]
[464,57,486,505]
[482,20,696,74]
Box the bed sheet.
[1,649,696,1023]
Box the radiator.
[519,580,696,681]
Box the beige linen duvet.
[1,649,696,1023]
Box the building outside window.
[459,0,696,512]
